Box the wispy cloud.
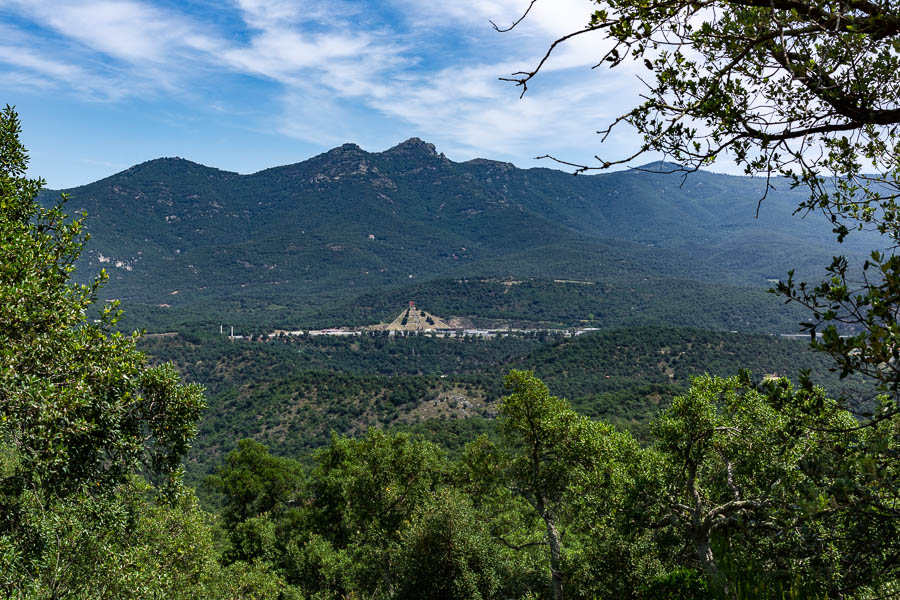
[3,0,218,61]
[0,41,135,100]
[0,0,646,171]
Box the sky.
[0,0,654,188]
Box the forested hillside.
[137,327,868,481]
[302,277,808,332]
[43,140,880,332]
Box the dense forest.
[109,272,814,336]
[138,327,870,481]
[297,277,811,333]
[3,93,898,600]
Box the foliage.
[503,3,900,591]
[0,106,220,597]
[192,371,899,598]
[0,478,221,599]
[642,568,713,600]
[308,429,447,549]
[207,430,452,599]
[0,107,205,498]
[8,69,900,596]
[44,134,872,334]
[136,325,867,480]
[206,438,305,528]
[395,488,505,600]
[484,370,644,599]
[646,374,897,595]
[506,0,900,222]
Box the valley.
[10,119,896,598]
[139,323,868,487]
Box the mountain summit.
[383,137,440,158]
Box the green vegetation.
[303,276,810,333]
[0,105,275,598]
[10,9,900,589]
[45,128,880,334]
[196,372,897,598]
[135,325,869,482]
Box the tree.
[647,373,896,596]
[502,2,900,578]
[0,105,209,595]
[0,105,206,497]
[500,1,900,415]
[395,488,505,600]
[207,438,305,529]
[497,371,572,600]
[0,472,241,599]
[207,431,448,598]
[503,0,900,230]
[651,375,796,591]
[488,370,641,600]
[307,430,447,593]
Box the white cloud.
[390,0,593,37]
[0,0,648,169]
[0,43,134,100]
[0,70,57,92]
[220,27,388,84]
[0,45,86,82]
[234,0,356,28]
[236,0,303,26]
[367,61,638,163]
[3,0,218,62]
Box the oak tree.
[0,105,209,596]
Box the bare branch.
[490,0,538,33]
[500,24,610,98]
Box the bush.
[642,568,713,600]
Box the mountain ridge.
[40,139,879,332]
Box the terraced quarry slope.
[377,303,452,331]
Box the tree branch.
[500,24,611,98]
[490,0,538,33]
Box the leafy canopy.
[0,106,238,598]
[506,0,900,236]
[0,103,205,498]
[503,0,900,427]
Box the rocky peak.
[329,143,363,154]
[383,137,440,158]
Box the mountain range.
[43,138,879,332]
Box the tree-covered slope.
[139,327,864,479]
[304,277,808,333]
[43,140,877,331]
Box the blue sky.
[0,0,651,188]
